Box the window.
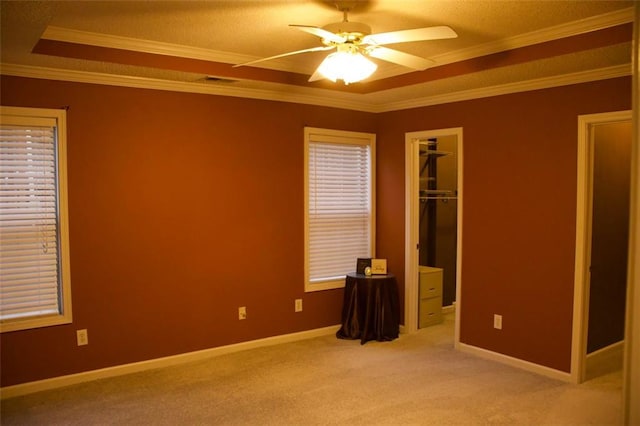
[304,127,375,292]
[0,106,72,332]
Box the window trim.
[0,106,72,332]
[304,127,376,292]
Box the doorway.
[572,110,632,383]
[404,128,462,343]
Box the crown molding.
[374,64,631,113]
[0,63,376,112]
[1,63,631,114]
[40,26,297,73]
[426,7,634,67]
[42,26,249,64]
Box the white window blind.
[0,107,71,332]
[305,128,375,291]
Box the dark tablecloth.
[336,273,400,344]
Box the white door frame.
[572,110,632,383]
[404,128,463,346]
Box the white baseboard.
[442,304,456,314]
[458,342,572,382]
[585,340,624,381]
[1,324,341,400]
[586,340,625,361]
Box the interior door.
[587,121,632,353]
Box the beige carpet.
[1,314,622,425]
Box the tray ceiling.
[0,1,635,112]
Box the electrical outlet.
[493,314,503,330]
[238,306,247,320]
[76,329,89,346]
[295,299,303,312]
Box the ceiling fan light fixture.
[317,48,377,85]
[236,8,458,83]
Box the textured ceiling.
[0,1,635,111]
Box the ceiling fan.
[234,3,457,84]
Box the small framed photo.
[356,258,372,275]
[371,259,387,274]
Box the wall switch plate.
[295,299,303,312]
[77,329,89,346]
[493,314,503,330]
[238,306,247,320]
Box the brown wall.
[0,77,377,386]
[0,75,631,386]
[376,77,631,372]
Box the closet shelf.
[421,189,454,195]
[419,150,452,157]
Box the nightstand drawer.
[420,280,442,298]
[419,266,443,298]
[419,297,443,327]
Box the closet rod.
[420,189,454,195]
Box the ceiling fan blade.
[367,46,435,70]
[308,67,325,82]
[363,26,457,45]
[233,46,334,67]
[290,24,346,44]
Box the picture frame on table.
[371,259,387,274]
[356,258,371,275]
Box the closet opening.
[572,111,632,383]
[418,137,458,327]
[404,128,462,341]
